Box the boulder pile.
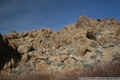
[0,15,120,77]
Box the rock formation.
[0,15,120,77]
[0,34,19,75]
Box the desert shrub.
[0,58,120,80]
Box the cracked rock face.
[0,15,120,77]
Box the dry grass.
[60,60,120,80]
[0,57,120,80]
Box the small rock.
[7,68,12,74]
[36,55,48,60]
[34,51,42,58]
[9,32,18,39]
[20,53,29,64]
[109,43,115,47]
[59,54,68,61]
[76,61,83,68]
[73,44,87,57]
[111,18,117,24]
[78,45,87,56]
[50,64,58,71]
[3,63,8,69]
[87,28,98,40]
[72,54,84,61]
[86,45,93,52]
[96,47,103,54]
[7,61,11,68]
[63,58,75,65]
[118,44,120,47]
[28,38,34,42]
[95,55,102,61]
[30,56,37,63]
[90,55,96,59]
[11,58,15,67]
[17,45,33,55]
[42,48,46,53]
[28,52,34,57]
[102,44,109,48]
[56,62,64,67]
[29,61,35,69]
[57,65,64,72]
[51,45,56,51]
[45,49,49,52]
[114,41,120,45]
[90,41,97,47]
[77,15,90,29]
[48,56,61,62]
[35,61,50,73]
[51,42,59,51]
[8,40,17,50]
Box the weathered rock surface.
[17,45,33,55]
[35,61,50,73]
[0,15,120,76]
[20,53,29,64]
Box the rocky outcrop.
[77,15,90,29]
[0,34,19,73]
[0,34,7,71]
[0,15,120,77]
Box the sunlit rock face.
[0,15,120,77]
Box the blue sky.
[0,0,120,34]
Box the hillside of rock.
[0,15,120,78]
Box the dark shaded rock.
[97,18,101,21]
[0,34,8,70]
[87,28,97,40]
[0,34,19,71]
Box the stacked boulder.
[0,15,120,76]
